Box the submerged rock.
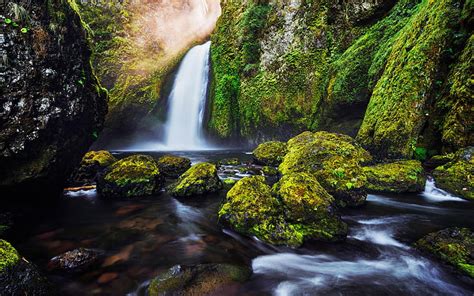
[0,0,108,197]
[169,162,223,197]
[48,248,103,273]
[253,141,288,166]
[156,155,191,178]
[363,160,426,193]
[432,147,473,201]
[69,150,117,185]
[148,263,252,295]
[415,228,474,278]
[0,240,52,295]
[219,175,347,247]
[97,155,164,198]
[280,131,372,207]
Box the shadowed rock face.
[0,0,108,197]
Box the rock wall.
[0,0,108,196]
[208,0,473,159]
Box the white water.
[420,178,467,202]
[163,41,211,150]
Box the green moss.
[357,0,465,159]
[219,174,347,247]
[169,162,222,197]
[0,240,20,272]
[415,227,474,278]
[363,160,426,193]
[156,155,191,178]
[98,154,163,198]
[280,131,372,207]
[82,150,116,167]
[432,147,473,201]
[253,141,288,166]
[261,166,278,176]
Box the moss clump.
[363,160,426,193]
[97,155,163,198]
[415,227,474,278]
[169,163,222,197]
[357,0,465,159]
[218,158,241,166]
[432,147,473,201]
[156,155,191,178]
[280,131,372,207]
[0,240,20,272]
[253,141,288,166]
[148,264,252,295]
[261,166,278,176]
[70,150,117,185]
[219,175,347,247]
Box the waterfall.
[163,41,211,150]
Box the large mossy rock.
[363,160,426,193]
[415,228,474,278]
[218,175,347,247]
[97,155,164,198]
[433,147,473,201]
[70,150,117,185]
[156,155,191,178]
[0,0,108,197]
[169,163,223,197]
[253,141,288,166]
[148,263,252,295]
[0,240,52,295]
[280,131,372,207]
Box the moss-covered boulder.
[97,155,164,198]
[0,240,52,295]
[261,166,279,176]
[148,263,251,295]
[156,155,191,178]
[253,141,288,166]
[415,228,474,278]
[273,173,348,241]
[70,150,117,185]
[363,160,426,193]
[280,131,372,207]
[219,175,347,247]
[433,147,473,201]
[218,158,241,166]
[169,163,223,197]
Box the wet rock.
[0,240,53,295]
[69,150,117,186]
[97,272,119,284]
[169,162,223,197]
[253,141,288,166]
[363,160,426,193]
[48,248,102,273]
[156,155,191,178]
[148,263,252,295]
[97,155,164,198]
[218,175,347,247]
[280,131,372,207]
[0,0,108,197]
[415,227,473,278]
[432,147,473,201]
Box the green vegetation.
[98,154,163,198]
[169,163,222,197]
[218,175,347,247]
[0,240,20,272]
[363,160,426,193]
[156,155,191,178]
[252,141,288,166]
[416,228,474,278]
[433,147,473,201]
[279,131,372,207]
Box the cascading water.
[162,41,211,150]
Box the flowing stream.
[9,151,474,295]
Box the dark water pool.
[6,151,474,295]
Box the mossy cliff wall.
[0,0,107,196]
[209,0,472,158]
